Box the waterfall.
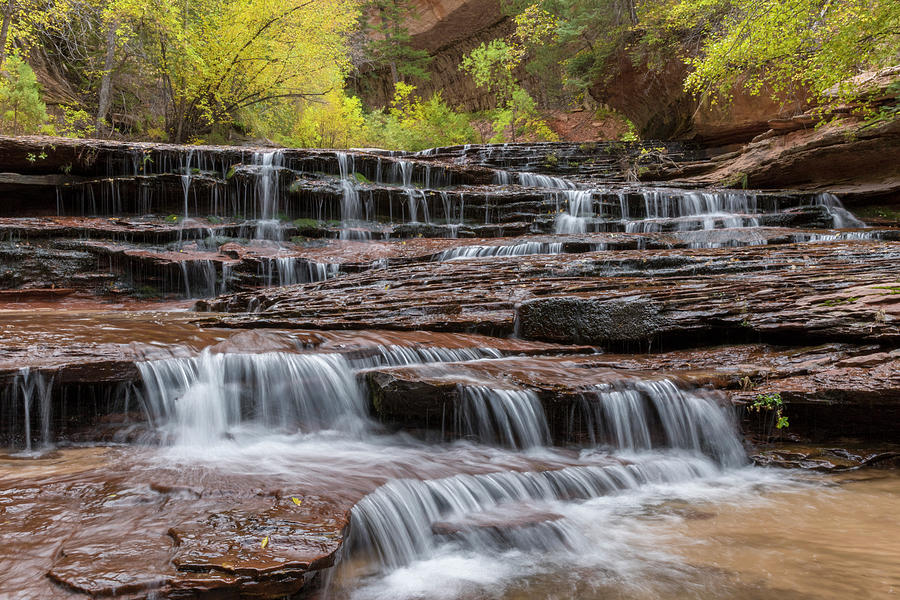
[453,386,550,448]
[180,149,194,221]
[399,160,414,187]
[336,152,371,240]
[220,263,234,294]
[349,345,503,369]
[813,193,866,228]
[620,189,761,232]
[555,190,594,234]
[795,230,879,243]
[396,160,432,224]
[2,368,54,451]
[179,259,218,298]
[263,256,338,286]
[253,150,284,239]
[435,242,563,260]
[137,351,369,445]
[406,188,430,223]
[573,379,746,468]
[518,172,576,189]
[348,454,719,570]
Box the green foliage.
[819,296,860,307]
[364,82,478,150]
[750,392,789,430]
[682,0,900,107]
[460,40,520,102]
[500,0,639,93]
[57,105,96,138]
[293,218,321,229]
[487,87,559,143]
[272,90,368,149]
[109,0,358,142]
[459,36,557,143]
[0,56,51,134]
[619,119,639,141]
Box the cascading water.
[179,259,218,298]
[335,375,751,595]
[518,172,576,189]
[347,455,722,570]
[253,150,284,239]
[572,378,747,468]
[1,368,54,451]
[136,351,369,445]
[263,256,338,286]
[453,386,550,448]
[624,189,761,233]
[555,190,594,234]
[435,242,563,260]
[813,192,867,228]
[337,152,371,240]
[348,345,504,369]
[180,150,194,221]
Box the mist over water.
[118,341,795,600]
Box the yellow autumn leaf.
[291,496,302,506]
[261,536,269,549]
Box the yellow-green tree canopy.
[682,0,900,106]
[145,0,359,141]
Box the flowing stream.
[0,336,830,598]
[0,140,895,599]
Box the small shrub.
[750,392,789,431]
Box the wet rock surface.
[1,136,898,598]
[202,240,900,349]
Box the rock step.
[202,240,900,348]
[0,135,491,184]
[3,338,897,449]
[399,140,705,180]
[21,228,894,299]
[364,347,900,445]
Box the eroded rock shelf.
[1,135,898,599]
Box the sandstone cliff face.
[356,0,508,110]
[588,49,810,144]
[356,0,558,112]
[361,1,810,145]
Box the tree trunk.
[627,0,637,25]
[95,19,118,133]
[0,0,15,71]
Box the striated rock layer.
[1,135,898,599]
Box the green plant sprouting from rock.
[750,392,789,430]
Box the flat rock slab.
[203,240,900,348]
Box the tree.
[499,0,638,95]
[0,55,50,133]
[137,0,359,142]
[363,0,432,85]
[459,7,558,142]
[682,0,900,107]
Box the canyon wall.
[361,0,809,144]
